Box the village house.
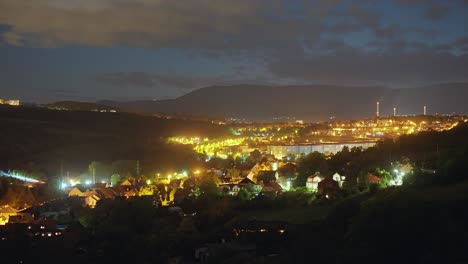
[332,173,346,187]
[0,205,19,225]
[306,172,325,190]
[68,185,119,208]
[219,184,242,196]
[317,177,340,199]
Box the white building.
[268,142,376,159]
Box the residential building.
[306,172,325,190]
[317,177,340,199]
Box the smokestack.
[424,105,427,115]
[393,107,396,117]
[376,102,380,118]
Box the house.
[277,163,297,178]
[277,163,297,191]
[94,187,119,199]
[237,177,262,193]
[0,205,19,225]
[260,181,283,195]
[68,186,87,197]
[317,177,340,199]
[84,195,100,208]
[68,186,117,208]
[246,159,279,182]
[306,172,325,190]
[256,170,278,184]
[332,173,346,187]
[120,179,133,186]
[219,184,241,196]
[238,177,255,185]
[367,174,382,184]
[113,185,138,198]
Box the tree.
[198,175,219,198]
[238,183,260,201]
[296,152,329,186]
[374,168,392,187]
[110,174,121,186]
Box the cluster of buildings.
[305,172,385,199]
[217,158,296,197]
[169,115,465,162]
[0,202,84,242]
[0,99,20,106]
[267,141,376,159]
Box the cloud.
[267,50,468,87]
[0,0,327,50]
[47,89,79,95]
[96,71,283,92]
[394,0,425,6]
[97,72,156,88]
[329,22,363,34]
[423,5,450,20]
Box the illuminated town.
[2,0,468,262]
[0,99,20,106]
[1,103,467,263]
[168,115,465,160]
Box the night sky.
[1,0,467,103]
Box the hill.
[0,106,229,178]
[44,101,118,112]
[99,83,468,122]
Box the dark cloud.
[47,89,79,95]
[267,50,468,87]
[0,0,465,94]
[349,6,380,28]
[373,24,439,40]
[454,36,468,47]
[423,5,450,20]
[0,0,323,50]
[96,71,283,92]
[374,24,402,39]
[97,72,156,88]
[329,22,363,34]
[319,39,349,50]
[394,0,425,6]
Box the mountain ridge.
[97,83,468,122]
